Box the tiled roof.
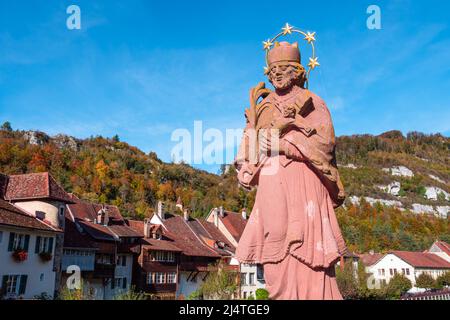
[434,241,450,256]
[391,251,450,269]
[108,224,143,238]
[219,211,247,242]
[4,172,74,203]
[162,214,220,258]
[358,252,384,267]
[67,194,124,222]
[197,219,236,253]
[63,218,98,249]
[0,198,59,232]
[142,238,182,252]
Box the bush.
[415,273,437,290]
[255,288,269,300]
[385,274,412,299]
[436,272,450,288]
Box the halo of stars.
[262,23,319,87]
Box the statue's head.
[267,42,307,91]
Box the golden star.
[262,39,273,50]
[308,57,320,69]
[282,23,293,35]
[304,32,316,43]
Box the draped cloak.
[234,86,347,299]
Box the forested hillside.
[0,123,448,253]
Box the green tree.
[255,288,270,300]
[1,121,12,132]
[436,272,450,288]
[385,273,412,299]
[197,262,238,300]
[335,261,359,299]
[415,273,436,290]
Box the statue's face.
[268,62,298,91]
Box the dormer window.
[59,207,65,217]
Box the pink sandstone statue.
[234,34,347,300]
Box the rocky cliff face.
[337,131,449,219]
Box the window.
[59,206,65,217]
[381,269,385,276]
[35,236,54,254]
[155,272,165,284]
[402,268,406,275]
[147,273,155,284]
[167,272,177,284]
[96,254,113,264]
[249,273,255,285]
[2,275,27,296]
[240,273,247,286]
[152,251,175,262]
[8,233,30,252]
[256,264,264,281]
[406,269,410,275]
[389,269,394,276]
[243,291,247,299]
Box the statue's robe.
[235,86,347,300]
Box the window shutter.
[35,236,41,253]
[19,275,28,295]
[2,275,8,293]
[24,235,30,252]
[123,278,127,289]
[111,279,115,289]
[48,237,54,254]
[8,232,15,251]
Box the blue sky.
[0,0,449,173]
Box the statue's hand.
[237,162,255,190]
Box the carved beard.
[269,67,298,91]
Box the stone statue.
[234,25,347,300]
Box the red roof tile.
[391,251,450,269]
[435,241,450,256]
[197,220,236,253]
[162,214,220,258]
[4,172,74,203]
[142,238,182,252]
[219,211,247,242]
[0,198,60,232]
[358,252,384,266]
[67,195,124,222]
[63,218,98,249]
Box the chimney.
[213,208,219,227]
[176,196,183,212]
[96,209,103,224]
[219,206,224,218]
[144,218,151,238]
[157,201,165,220]
[241,208,247,220]
[183,208,190,221]
[103,208,109,226]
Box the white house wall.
[0,227,57,299]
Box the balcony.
[179,262,216,272]
[93,263,116,278]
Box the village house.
[360,242,450,291]
[129,202,238,299]
[205,207,266,299]
[62,194,143,299]
[0,172,73,299]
